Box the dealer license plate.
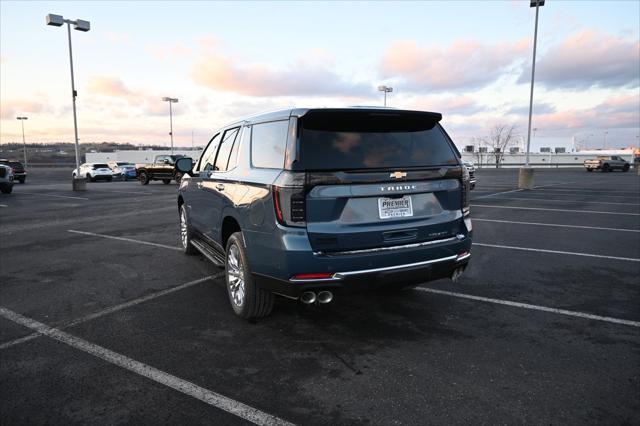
[378,196,413,219]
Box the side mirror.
[175,157,194,174]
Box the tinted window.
[251,120,289,169]
[228,126,247,171]
[92,164,109,169]
[298,113,457,170]
[198,133,221,171]
[214,127,240,172]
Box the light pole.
[519,0,545,189]
[16,116,28,167]
[377,85,393,107]
[162,97,178,154]
[46,14,90,186]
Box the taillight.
[272,171,306,227]
[461,166,470,216]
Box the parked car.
[176,107,472,319]
[136,155,190,185]
[72,163,113,181]
[584,156,630,172]
[0,163,14,194]
[108,162,137,181]
[462,161,476,189]
[0,160,26,184]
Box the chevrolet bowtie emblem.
[390,171,407,179]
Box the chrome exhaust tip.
[317,291,333,304]
[300,291,317,304]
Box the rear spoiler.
[299,109,442,132]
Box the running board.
[190,237,225,267]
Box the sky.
[0,0,638,150]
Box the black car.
[177,107,472,319]
[0,160,26,184]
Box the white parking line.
[415,288,640,328]
[533,187,640,195]
[487,196,640,206]
[473,242,640,262]
[0,204,7,208]
[0,307,294,426]
[68,229,182,251]
[473,218,640,233]
[473,188,523,199]
[0,275,223,350]
[18,192,89,200]
[471,204,640,216]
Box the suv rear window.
[92,164,109,169]
[298,110,458,170]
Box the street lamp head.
[16,116,28,120]
[46,14,64,27]
[529,0,545,7]
[377,85,393,93]
[162,97,178,103]
[74,19,90,32]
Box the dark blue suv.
[176,107,472,319]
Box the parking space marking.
[0,204,7,208]
[473,242,640,262]
[0,307,295,426]
[487,196,640,206]
[532,187,640,195]
[0,275,222,351]
[415,287,640,327]
[473,218,640,233]
[68,229,182,251]
[17,192,89,200]
[471,204,640,216]
[473,188,523,199]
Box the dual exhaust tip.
[300,290,333,304]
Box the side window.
[251,120,289,169]
[214,127,240,172]
[156,155,166,164]
[228,126,248,171]
[198,133,221,172]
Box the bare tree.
[477,124,518,168]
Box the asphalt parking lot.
[1,167,639,425]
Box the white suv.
[72,163,113,182]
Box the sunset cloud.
[0,99,50,119]
[191,49,368,97]
[518,30,640,89]
[379,39,529,92]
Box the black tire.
[623,164,630,172]
[1,185,12,194]
[107,177,113,182]
[162,179,171,185]
[139,171,150,185]
[225,232,274,319]
[586,168,593,172]
[18,178,25,184]
[601,164,610,173]
[86,173,94,182]
[179,204,198,255]
[174,172,183,185]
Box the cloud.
[379,39,528,92]
[406,95,486,116]
[534,94,640,132]
[0,100,50,119]
[506,102,556,116]
[518,30,640,89]
[191,49,368,97]
[87,76,135,99]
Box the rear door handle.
[196,182,203,189]
[216,183,225,191]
